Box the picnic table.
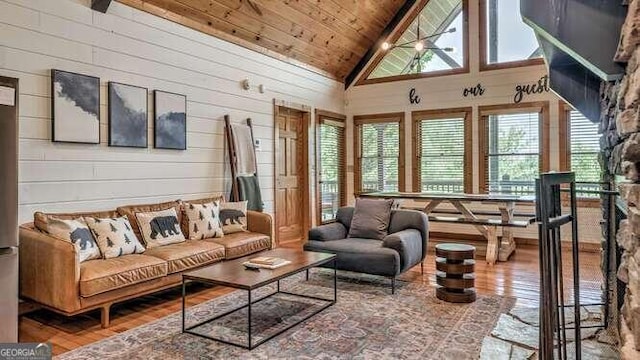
[359,192,536,264]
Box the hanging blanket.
[237,175,264,212]
[231,123,256,176]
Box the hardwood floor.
[19,243,603,356]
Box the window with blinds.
[318,121,345,222]
[487,112,540,195]
[417,117,465,193]
[569,110,601,197]
[359,122,400,192]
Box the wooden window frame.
[558,102,602,207]
[354,112,406,194]
[355,0,470,86]
[479,0,545,72]
[478,102,550,193]
[315,109,347,225]
[411,107,473,193]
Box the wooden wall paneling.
[218,0,369,56]
[116,0,406,80]
[269,0,376,49]
[139,0,336,73]
[116,0,338,80]
[180,0,358,73]
[302,0,393,42]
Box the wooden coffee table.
[181,248,337,349]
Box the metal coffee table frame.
[181,256,337,350]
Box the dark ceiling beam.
[344,0,418,89]
[91,0,113,13]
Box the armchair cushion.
[303,238,400,277]
[347,198,394,240]
[308,222,347,241]
[382,229,423,273]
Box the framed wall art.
[51,69,101,144]
[154,90,187,150]
[108,82,148,148]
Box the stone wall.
[612,0,640,358]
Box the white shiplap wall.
[0,0,344,223]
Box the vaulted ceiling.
[116,0,407,80]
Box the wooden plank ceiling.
[116,0,407,80]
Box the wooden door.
[275,106,307,244]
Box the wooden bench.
[427,215,534,228]
[405,206,535,219]
[423,212,536,265]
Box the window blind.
[569,110,601,197]
[359,122,400,192]
[487,112,540,195]
[418,118,465,193]
[319,121,345,222]
[569,110,600,182]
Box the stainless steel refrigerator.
[0,76,19,343]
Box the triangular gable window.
[359,0,468,84]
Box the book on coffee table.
[243,256,291,269]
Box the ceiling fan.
[380,17,456,74]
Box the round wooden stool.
[435,243,476,303]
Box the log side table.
[435,243,476,303]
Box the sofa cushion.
[219,201,248,234]
[79,254,167,297]
[180,195,224,235]
[144,240,225,274]
[303,238,400,277]
[207,231,270,259]
[85,216,146,259]
[46,217,101,262]
[34,210,119,233]
[135,208,186,248]
[348,198,394,240]
[182,201,224,240]
[117,200,182,240]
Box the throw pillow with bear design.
[47,217,102,262]
[135,208,186,248]
[219,201,248,234]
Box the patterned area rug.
[57,271,515,360]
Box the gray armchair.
[304,207,428,294]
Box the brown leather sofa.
[18,197,273,328]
